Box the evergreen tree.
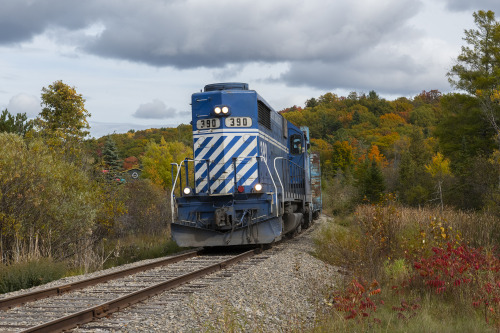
[356,159,386,203]
[103,136,121,172]
[364,160,386,202]
[447,10,500,148]
[0,109,33,136]
[397,129,433,205]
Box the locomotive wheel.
[302,210,312,229]
[293,222,302,237]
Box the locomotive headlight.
[213,105,230,116]
[253,183,263,192]
[183,187,192,195]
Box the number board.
[225,117,252,128]
[196,118,220,129]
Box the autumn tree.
[36,80,91,142]
[327,140,355,176]
[425,153,451,211]
[142,137,192,190]
[123,156,139,170]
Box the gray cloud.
[7,93,40,117]
[2,0,421,66]
[83,0,421,68]
[0,1,96,44]
[439,0,500,12]
[4,0,459,96]
[281,58,444,96]
[133,99,178,119]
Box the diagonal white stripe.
[194,134,226,179]
[243,169,258,185]
[209,135,245,178]
[211,140,258,193]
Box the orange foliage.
[359,145,387,167]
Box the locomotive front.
[171,83,285,247]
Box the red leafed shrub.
[330,279,382,323]
[411,242,500,324]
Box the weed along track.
[0,249,259,332]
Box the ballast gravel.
[95,216,338,332]
[3,216,340,332]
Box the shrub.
[0,133,103,263]
[0,258,66,293]
[117,180,171,237]
[314,219,363,275]
[101,232,180,269]
[321,171,358,216]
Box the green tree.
[359,91,394,116]
[410,105,437,128]
[447,10,500,148]
[305,97,319,108]
[435,93,496,170]
[397,129,433,205]
[103,135,121,172]
[356,159,386,202]
[0,109,33,136]
[37,80,91,141]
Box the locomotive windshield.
[290,134,302,155]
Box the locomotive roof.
[204,82,249,92]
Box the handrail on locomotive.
[170,154,286,221]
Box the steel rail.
[0,249,201,311]
[21,249,258,333]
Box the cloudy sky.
[1,0,499,138]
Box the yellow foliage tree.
[141,137,192,189]
[379,113,406,128]
[425,152,451,211]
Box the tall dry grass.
[315,201,500,281]
[313,201,500,331]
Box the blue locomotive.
[170,83,321,247]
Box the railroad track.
[0,249,260,332]
[0,220,320,332]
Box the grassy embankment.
[313,197,500,332]
[0,231,180,294]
